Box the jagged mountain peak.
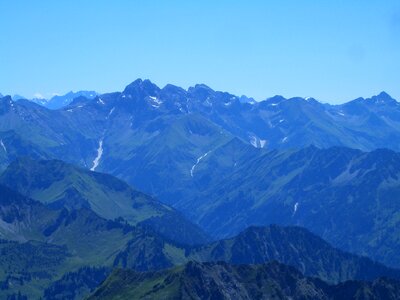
[346,92,397,106]
[68,95,93,107]
[375,91,393,99]
[0,95,16,113]
[188,83,215,100]
[259,95,287,107]
[260,95,323,108]
[0,95,12,101]
[239,95,256,104]
[123,78,161,97]
[12,94,27,101]
[368,91,397,104]
[267,95,287,101]
[190,83,214,92]
[162,83,186,94]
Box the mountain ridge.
[0,157,210,246]
[1,182,400,298]
[88,261,400,300]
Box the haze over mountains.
[1,79,400,298]
[12,91,98,110]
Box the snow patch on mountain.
[250,136,257,147]
[149,96,162,108]
[107,107,115,119]
[90,139,104,171]
[249,135,267,148]
[292,202,299,216]
[191,151,211,177]
[0,140,7,153]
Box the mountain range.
[89,261,400,300]
[2,79,400,298]
[13,91,98,110]
[0,183,195,298]
[175,143,400,268]
[2,80,400,171]
[1,177,400,298]
[0,157,209,246]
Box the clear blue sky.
[1,0,399,103]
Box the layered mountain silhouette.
[16,91,98,109]
[0,184,196,298]
[187,225,400,284]
[1,180,400,298]
[2,79,400,298]
[89,261,400,300]
[1,80,400,172]
[174,143,400,268]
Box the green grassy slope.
[0,158,209,246]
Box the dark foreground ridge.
[89,261,400,300]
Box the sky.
[1,0,399,103]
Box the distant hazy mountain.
[11,94,27,101]
[11,91,98,109]
[28,96,48,106]
[89,261,400,300]
[45,91,97,109]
